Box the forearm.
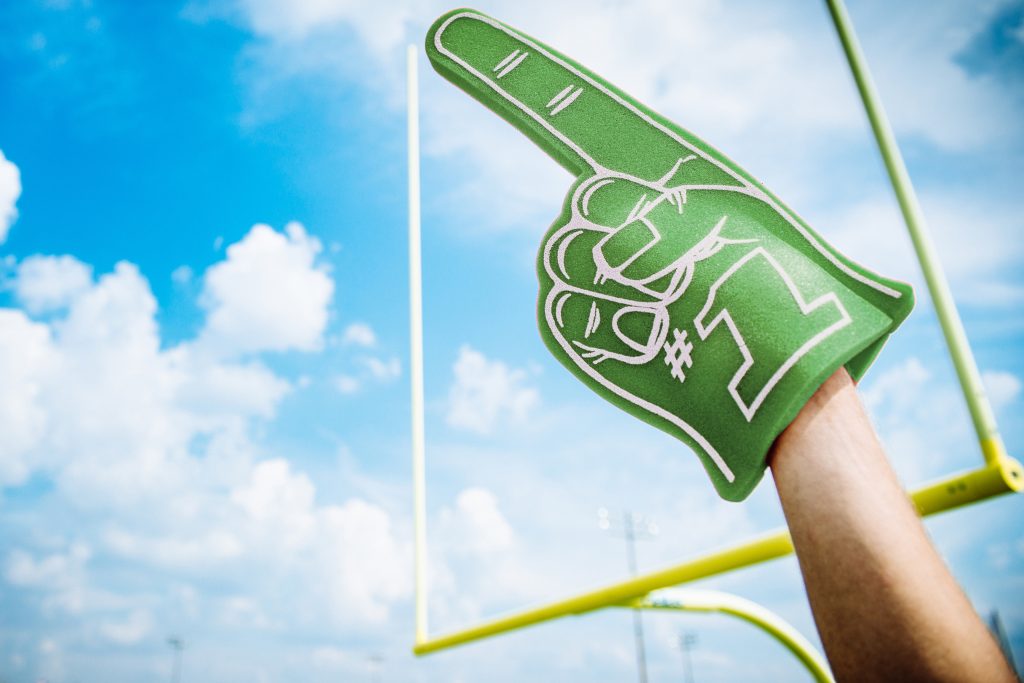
[770,368,1014,682]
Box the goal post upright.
[826,0,1009,467]
[407,43,429,646]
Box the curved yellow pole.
[631,589,834,683]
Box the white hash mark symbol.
[663,328,694,384]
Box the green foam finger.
[426,9,915,501]
[428,9,738,183]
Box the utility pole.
[599,508,658,683]
[676,632,698,683]
[167,636,184,683]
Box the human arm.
[770,367,1016,682]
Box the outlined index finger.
[426,9,739,185]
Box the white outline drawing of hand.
[545,158,757,370]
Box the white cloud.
[6,544,91,590]
[232,458,317,545]
[429,483,565,623]
[104,528,244,569]
[361,355,400,382]
[227,459,411,624]
[861,357,932,417]
[0,310,53,486]
[98,609,152,645]
[860,357,977,483]
[173,355,291,420]
[171,264,194,285]
[445,487,514,554]
[446,345,538,435]
[317,499,410,624]
[21,261,191,509]
[333,355,401,393]
[819,197,915,284]
[334,374,360,395]
[341,321,376,347]
[6,544,92,615]
[231,0,411,52]
[0,246,298,509]
[14,255,93,313]
[0,149,21,243]
[199,222,334,355]
[982,370,1021,411]
[0,229,416,647]
[328,338,400,394]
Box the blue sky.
[0,0,1022,681]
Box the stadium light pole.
[167,636,184,683]
[367,653,384,683]
[599,508,659,683]
[676,631,697,683]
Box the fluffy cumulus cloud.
[0,225,414,653]
[199,222,334,355]
[0,149,20,243]
[229,459,410,624]
[5,544,94,618]
[341,321,376,347]
[0,310,53,485]
[14,255,93,313]
[443,487,514,554]
[316,498,410,622]
[446,345,539,435]
[429,484,548,622]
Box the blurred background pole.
[367,653,384,683]
[624,512,648,683]
[677,632,697,683]
[167,637,184,683]
[600,508,658,683]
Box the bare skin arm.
[769,368,1015,683]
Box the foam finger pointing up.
[426,9,739,185]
